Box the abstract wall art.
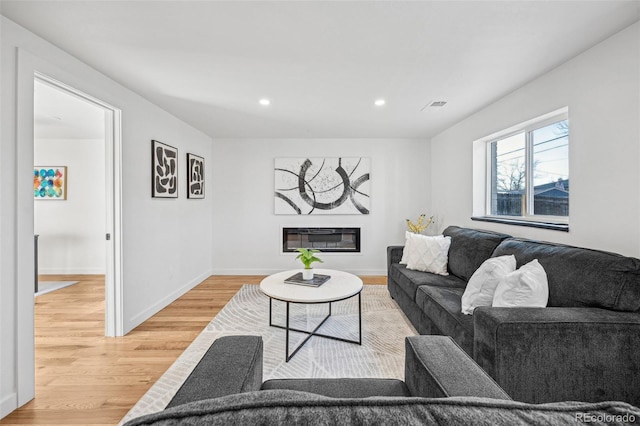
[34,166,67,200]
[187,153,205,199]
[274,157,370,215]
[152,140,178,198]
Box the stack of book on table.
[284,273,331,287]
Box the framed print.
[187,153,205,199]
[152,140,178,198]
[274,157,370,215]
[34,166,68,200]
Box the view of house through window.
[489,116,569,219]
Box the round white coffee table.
[259,269,363,362]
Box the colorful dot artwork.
[34,167,67,199]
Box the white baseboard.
[38,267,105,275]
[210,268,387,276]
[0,392,18,419]
[125,270,212,334]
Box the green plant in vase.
[296,248,323,280]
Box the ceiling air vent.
[420,100,448,111]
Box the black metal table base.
[268,292,362,362]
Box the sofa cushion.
[390,263,466,301]
[492,238,640,312]
[492,259,549,308]
[261,378,410,398]
[399,231,411,264]
[124,389,640,426]
[405,234,451,275]
[461,255,517,315]
[443,226,511,281]
[415,286,474,354]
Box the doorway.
[34,78,105,300]
[33,73,123,337]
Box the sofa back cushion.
[492,238,640,312]
[124,389,640,426]
[443,226,511,281]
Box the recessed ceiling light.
[259,99,271,106]
[374,99,386,106]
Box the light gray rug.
[35,281,79,297]
[120,284,416,424]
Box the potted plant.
[295,248,323,280]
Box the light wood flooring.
[1,274,386,425]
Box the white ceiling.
[3,1,639,139]
[34,80,105,140]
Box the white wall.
[430,22,640,257]
[212,139,430,275]
[34,139,106,274]
[1,17,214,417]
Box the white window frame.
[478,108,569,225]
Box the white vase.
[302,269,314,280]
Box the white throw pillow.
[400,231,412,265]
[492,259,549,308]
[405,234,451,276]
[461,255,516,315]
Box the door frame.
[34,72,124,337]
[13,45,124,414]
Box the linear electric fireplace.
[282,227,361,253]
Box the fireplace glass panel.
[282,227,361,253]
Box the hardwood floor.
[1,274,386,425]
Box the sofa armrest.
[167,335,263,408]
[404,335,510,400]
[387,246,404,269]
[474,307,640,405]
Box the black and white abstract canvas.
[187,153,205,199]
[274,157,370,215]
[152,140,178,198]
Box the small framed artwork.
[187,153,205,199]
[152,140,178,198]
[34,166,68,200]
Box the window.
[483,110,569,226]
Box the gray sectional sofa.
[125,335,640,425]
[387,225,640,406]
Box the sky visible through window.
[494,120,568,192]
[533,121,569,187]
[495,132,525,192]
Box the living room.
[1,1,639,424]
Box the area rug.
[120,284,416,424]
[35,281,79,297]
